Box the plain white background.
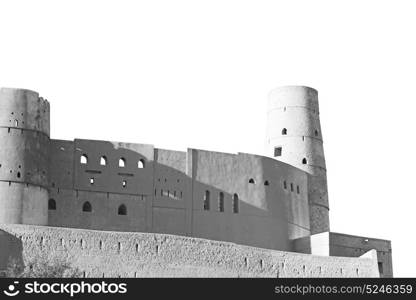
[0,0,414,276]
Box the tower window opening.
[297,185,300,194]
[80,154,88,164]
[290,183,294,192]
[315,129,319,137]
[274,147,282,157]
[89,177,94,185]
[17,172,21,178]
[48,199,56,210]
[100,156,107,166]
[14,120,18,127]
[218,192,224,212]
[118,204,127,216]
[282,128,287,135]
[138,159,145,169]
[302,158,307,165]
[82,201,92,212]
[203,190,210,210]
[122,180,127,188]
[119,158,126,167]
[283,181,287,190]
[248,178,256,184]
[264,180,269,186]
[233,193,239,213]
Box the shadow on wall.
[48,140,308,252]
[0,230,23,274]
[189,150,293,251]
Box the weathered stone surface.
[0,225,379,278]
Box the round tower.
[0,88,50,225]
[265,86,329,234]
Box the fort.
[0,86,392,277]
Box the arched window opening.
[80,154,88,164]
[122,180,127,188]
[89,177,94,185]
[315,129,319,137]
[48,199,56,210]
[119,158,126,167]
[233,193,239,213]
[248,178,256,184]
[283,180,287,190]
[264,180,269,186]
[138,159,145,169]
[302,158,307,165]
[203,190,210,211]
[118,204,127,216]
[282,128,287,135]
[14,120,18,127]
[82,201,92,212]
[218,192,224,212]
[100,156,107,166]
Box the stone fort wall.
[48,139,311,252]
[0,224,379,277]
[0,86,313,254]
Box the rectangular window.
[290,183,294,192]
[297,185,300,194]
[218,192,224,212]
[274,147,282,157]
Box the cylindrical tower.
[265,86,329,234]
[0,88,50,225]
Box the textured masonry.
[0,225,379,278]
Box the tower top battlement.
[268,86,319,112]
[0,87,50,137]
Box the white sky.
[0,0,415,276]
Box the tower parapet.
[0,88,50,225]
[265,86,329,234]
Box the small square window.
[274,147,282,157]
